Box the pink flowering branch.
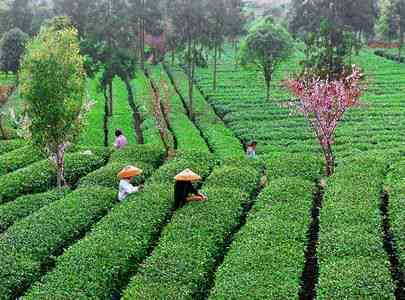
[285,67,364,176]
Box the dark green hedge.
[385,160,405,279]
[0,139,26,155]
[23,151,214,299]
[122,164,260,299]
[0,152,107,204]
[0,189,69,233]
[209,178,314,299]
[0,187,117,300]
[0,146,44,176]
[317,155,395,299]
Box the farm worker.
[246,140,257,158]
[174,169,207,209]
[114,129,128,150]
[117,165,143,201]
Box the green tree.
[240,18,293,101]
[20,21,86,188]
[377,0,399,42]
[0,27,29,81]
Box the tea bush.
[0,139,26,155]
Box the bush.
[0,189,69,233]
[209,178,314,299]
[110,144,165,168]
[0,146,44,176]
[316,156,395,299]
[0,152,107,203]
[0,139,26,155]
[0,187,117,300]
[24,152,214,299]
[122,163,260,299]
[263,152,323,181]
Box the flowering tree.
[285,67,364,176]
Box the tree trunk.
[0,115,6,139]
[187,38,194,120]
[399,31,403,63]
[265,70,272,102]
[123,77,144,144]
[108,81,113,117]
[323,142,335,177]
[55,145,66,188]
[213,44,218,91]
[103,87,109,147]
[172,50,175,66]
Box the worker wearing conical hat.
[174,169,207,209]
[117,166,143,201]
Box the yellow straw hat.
[117,166,142,179]
[174,169,202,182]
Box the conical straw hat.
[174,169,201,182]
[118,165,142,179]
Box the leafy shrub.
[0,189,69,233]
[205,165,259,195]
[263,152,323,181]
[0,139,26,155]
[0,146,44,176]
[24,152,214,299]
[110,144,165,168]
[0,187,117,300]
[0,152,107,203]
[209,178,314,299]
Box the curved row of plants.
[0,144,165,300]
[316,154,397,299]
[23,150,214,299]
[385,160,405,278]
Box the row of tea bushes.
[0,150,109,204]
[0,189,69,233]
[209,177,314,299]
[316,155,395,299]
[385,160,405,278]
[24,151,214,299]
[122,161,260,299]
[0,139,26,155]
[165,65,245,160]
[0,146,44,176]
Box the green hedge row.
[317,155,395,299]
[263,152,324,181]
[0,146,44,176]
[208,178,314,299]
[0,151,108,204]
[0,187,117,300]
[0,139,26,155]
[0,189,69,233]
[23,150,213,299]
[122,162,260,299]
[385,160,405,279]
[167,65,244,159]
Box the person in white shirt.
[117,166,143,202]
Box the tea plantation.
[0,46,404,300]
